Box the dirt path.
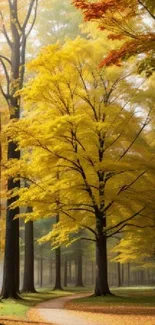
[29,294,155,325]
[31,294,108,325]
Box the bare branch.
[119,111,151,160]
[108,222,155,238]
[138,0,155,20]
[82,225,97,236]
[0,55,11,66]
[25,0,39,38]
[0,58,10,98]
[22,0,37,31]
[106,206,147,237]
[0,10,12,47]
[80,237,96,242]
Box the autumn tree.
[0,0,39,298]
[73,0,155,70]
[5,37,155,296]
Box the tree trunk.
[117,262,121,287]
[49,258,53,285]
[92,261,94,285]
[121,264,124,286]
[1,1,38,299]
[1,203,19,298]
[53,246,62,290]
[68,259,72,285]
[94,231,111,296]
[1,140,20,298]
[64,257,67,287]
[76,244,84,287]
[40,247,43,288]
[128,263,130,286]
[53,214,62,290]
[22,218,36,293]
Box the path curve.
[33,294,105,325]
[29,294,155,325]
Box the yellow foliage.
[4,37,155,248]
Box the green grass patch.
[70,287,155,307]
[0,289,72,319]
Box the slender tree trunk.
[64,257,67,287]
[94,229,111,296]
[76,254,84,287]
[76,244,84,287]
[92,261,94,285]
[121,264,124,286]
[117,262,121,287]
[40,247,43,288]
[147,268,150,285]
[22,217,36,293]
[84,258,87,285]
[49,258,53,285]
[37,259,40,286]
[128,263,130,286]
[68,259,72,285]
[140,269,144,285]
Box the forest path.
[28,293,155,325]
[31,293,109,325]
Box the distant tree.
[36,0,84,45]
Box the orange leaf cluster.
[100,34,155,67]
[73,0,155,66]
[73,0,119,20]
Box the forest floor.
[29,287,155,325]
[0,287,155,325]
[0,289,72,325]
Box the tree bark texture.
[1,0,38,299]
[94,216,111,296]
[53,214,62,290]
[75,244,84,287]
[22,218,36,293]
[64,257,67,287]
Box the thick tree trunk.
[1,141,20,299]
[1,9,21,298]
[22,218,36,293]
[94,230,111,296]
[53,246,62,290]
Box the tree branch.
[0,10,12,47]
[106,206,147,236]
[138,0,155,20]
[22,0,37,31]
[80,237,96,242]
[25,0,39,38]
